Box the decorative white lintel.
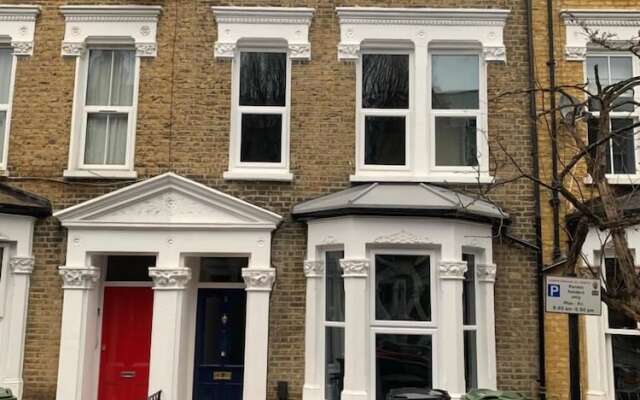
[336,7,509,62]
[242,267,276,291]
[148,267,191,290]
[59,266,101,290]
[439,260,468,280]
[59,5,162,57]
[339,258,370,278]
[561,10,640,61]
[303,260,324,278]
[212,7,314,60]
[0,5,40,56]
[9,257,34,275]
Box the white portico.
[54,173,281,400]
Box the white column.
[147,267,192,400]
[584,314,610,400]
[476,263,497,390]
[2,257,34,399]
[339,259,369,400]
[56,266,101,400]
[303,260,324,400]
[438,260,467,400]
[242,267,276,400]
[413,42,429,174]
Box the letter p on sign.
[548,283,561,298]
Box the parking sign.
[545,276,602,315]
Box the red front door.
[98,286,154,400]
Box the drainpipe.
[526,0,546,398]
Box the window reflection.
[375,255,431,322]
[376,334,432,400]
[612,335,640,400]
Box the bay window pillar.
[303,260,324,400]
[438,260,468,399]
[147,267,192,400]
[584,314,609,400]
[476,263,497,389]
[242,267,276,400]
[56,265,101,400]
[3,257,34,398]
[339,259,370,400]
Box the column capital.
[242,268,276,292]
[340,259,370,278]
[477,263,497,282]
[439,260,468,280]
[59,266,100,290]
[303,260,324,278]
[10,257,34,275]
[148,267,191,290]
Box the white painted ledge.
[350,173,495,184]
[63,169,138,180]
[223,170,293,182]
[584,174,640,185]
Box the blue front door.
[193,289,246,400]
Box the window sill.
[0,169,8,178]
[350,173,494,184]
[223,170,294,182]
[63,169,138,180]
[584,174,640,185]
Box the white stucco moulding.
[336,7,510,62]
[439,260,468,280]
[0,5,40,56]
[477,262,497,282]
[212,6,315,60]
[303,260,324,278]
[148,267,192,290]
[561,10,640,61]
[58,266,100,290]
[242,268,276,291]
[339,258,370,278]
[59,5,162,57]
[9,257,34,275]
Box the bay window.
[586,54,639,179]
[462,254,478,391]
[325,250,345,400]
[0,47,13,171]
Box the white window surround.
[561,10,640,62]
[337,8,508,184]
[0,5,39,175]
[0,213,37,400]
[582,225,640,400]
[60,5,162,179]
[212,7,314,181]
[54,173,281,400]
[302,216,497,400]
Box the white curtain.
[0,48,12,104]
[84,49,134,165]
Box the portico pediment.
[54,173,282,229]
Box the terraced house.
[0,1,543,400]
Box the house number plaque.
[213,371,232,381]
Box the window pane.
[105,255,154,282]
[111,50,135,106]
[587,118,612,173]
[612,335,640,400]
[0,48,12,103]
[325,327,345,400]
[375,254,430,321]
[105,114,128,165]
[611,119,636,174]
[362,54,409,109]
[432,55,479,110]
[365,116,406,165]
[239,52,286,107]
[86,50,113,106]
[587,56,609,92]
[463,254,476,326]
[464,330,478,391]
[611,57,634,112]
[240,113,282,163]
[0,111,5,163]
[605,258,637,329]
[376,334,432,400]
[326,251,345,322]
[200,257,247,283]
[435,117,478,166]
[84,113,108,164]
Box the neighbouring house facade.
[0,1,542,400]
[531,2,640,400]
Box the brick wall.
[1,1,539,399]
